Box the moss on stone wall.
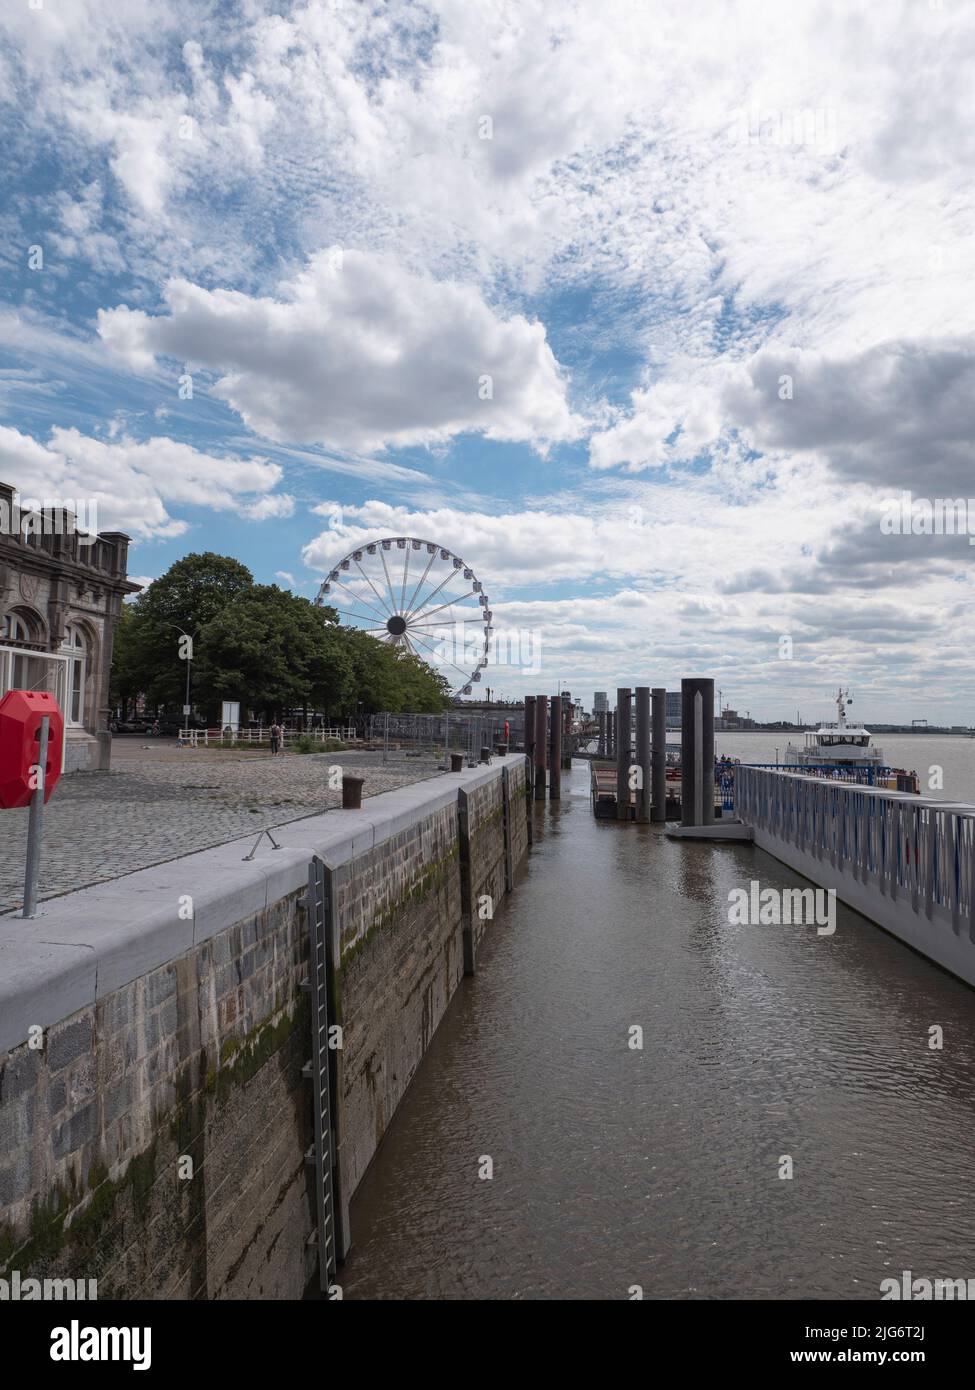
[2,993,304,1282]
[0,1137,159,1276]
[333,839,460,1021]
[204,999,305,1103]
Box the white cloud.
[0,425,290,539]
[5,1,975,714]
[244,492,295,520]
[296,487,975,713]
[99,249,580,452]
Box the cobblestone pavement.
[0,740,445,912]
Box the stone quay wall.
[0,755,530,1298]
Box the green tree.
[194,585,350,719]
[107,601,142,716]
[113,552,254,709]
[341,628,451,714]
[111,550,452,721]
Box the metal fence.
[368,711,512,768]
[735,766,975,935]
[717,761,899,811]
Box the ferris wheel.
[313,537,492,696]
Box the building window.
[2,612,31,688]
[61,623,88,726]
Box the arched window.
[60,623,88,726]
[2,611,31,689]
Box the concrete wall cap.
[0,758,525,1052]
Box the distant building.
[0,481,140,771]
[594,691,609,714]
[666,690,682,728]
[717,707,756,731]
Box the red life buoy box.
[0,690,64,808]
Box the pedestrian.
[270,721,282,756]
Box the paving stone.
[0,745,442,911]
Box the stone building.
[0,481,140,771]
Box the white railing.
[177,725,358,748]
[0,645,70,771]
[736,767,975,937]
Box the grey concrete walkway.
[0,740,443,911]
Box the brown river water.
[340,752,975,1300]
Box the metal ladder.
[305,854,342,1293]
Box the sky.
[2,0,975,722]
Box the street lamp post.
[169,624,198,727]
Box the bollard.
[634,686,651,823]
[480,746,492,764]
[341,775,364,810]
[681,677,715,827]
[524,696,536,792]
[534,694,548,800]
[549,695,562,801]
[616,688,632,821]
[451,753,464,773]
[651,687,667,823]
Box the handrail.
[177,725,358,747]
[735,765,975,934]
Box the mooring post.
[561,698,572,770]
[607,709,615,760]
[681,677,715,827]
[524,695,536,798]
[651,687,666,823]
[597,710,606,758]
[549,695,562,801]
[458,789,476,974]
[616,687,632,821]
[634,687,651,823]
[534,694,548,800]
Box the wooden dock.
[589,760,721,820]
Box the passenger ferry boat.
[782,689,918,792]
[784,689,884,770]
